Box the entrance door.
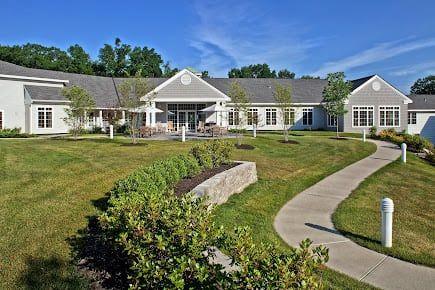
[177,111,196,131]
[187,111,196,131]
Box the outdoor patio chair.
[140,126,152,137]
[197,121,205,133]
[156,122,165,134]
[167,121,175,133]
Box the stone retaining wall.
[192,161,257,205]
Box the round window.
[372,81,381,91]
[180,74,192,85]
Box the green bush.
[97,141,328,288]
[369,126,377,138]
[402,134,433,152]
[190,139,233,169]
[222,227,328,289]
[229,128,247,134]
[0,127,33,138]
[86,126,104,134]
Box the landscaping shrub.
[0,127,33,138]
[222,227,328,289]
[96,140,328,288]
[376,129,432,152]
[190,139,233,169]
[369,126,377,138]
[86,126,103,134]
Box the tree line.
[0,38,179,77]
[228,63,319,79]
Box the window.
[228,109,239,126]
[247,108,258,125]
[352,106,374,127]
[266,108,277,125]
[408,112,417,125]
[302,108,313,126]
[37,107,52,128]
[379,106,400,127]
[0,110,3,129]
[327,114,337,127]
[284,108,295,125]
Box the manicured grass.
[0,134,377,289]
[0,137,192,289]
[333,153,435,267]
[215,134,378,289]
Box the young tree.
[323,72,352,139]
[228,81,250,146]
[273,83,293,142]
[118,75,152,144]
[62,85,95,139]
[410,75,435,94]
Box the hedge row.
[372,128,433,152]
[98,139,328,289]
[0,127,34,138]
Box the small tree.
[118,75,152,144]
[273,83,293,142]
[228,81,250,146]
[323,72,352,139]
[62,85,95,139]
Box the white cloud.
[190,1,321,76]
[389,61,435,76]
[313,38,435,77]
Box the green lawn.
[0,134,377,289]
[333,153,435,267]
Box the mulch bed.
[278,140,299,144]
[329,137,349,141]
[174,162,240,196]
[235,144,255,150]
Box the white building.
[0,60,434,143]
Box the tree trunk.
[336,123,339,139]
[284,127,288,142]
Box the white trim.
[154,97,227,102]
[378,105,401,128]
[351,105,375,128]
[31,99,71,104]
[227,102,321,106]
[350,75,413,104]
[408,109,435,112]
[0,109,4,130]
[0,73,69,84]
[265,108,278,126]
[326,113,337,128]
[143,69,231,101]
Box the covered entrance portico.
[141,69,232,132]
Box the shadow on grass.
[19,255,87,289]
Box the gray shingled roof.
[205,78,328,103]
[350,75,374,91]
[408,94,435,110]
[24,85,66,101]
[1,60,377,105]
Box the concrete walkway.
[274,139,435,290]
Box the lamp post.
[401,143,407,163]
[381,198,394,248]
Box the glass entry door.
[177,111,196,131]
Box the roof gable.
[143,69,230,102]
[350,75,412,104]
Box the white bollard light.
[109,125,114,139]
[363,129,366,142]
[381,198,394,248]
[181,125,186,142]
[401,143,407,163]
[253,124,257,138]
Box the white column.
[145,112,151,127]
[83,110,87,129]
[121,110,126,125]
[99,110,103,128]
[216,102,221,126]
[401,143,407,163]
[151,102,156,127]
[381,198,394,248]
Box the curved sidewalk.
[274,139,435,290]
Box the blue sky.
[1,0,435,92]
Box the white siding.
[408,111,435,143]
[30,103,69,134]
